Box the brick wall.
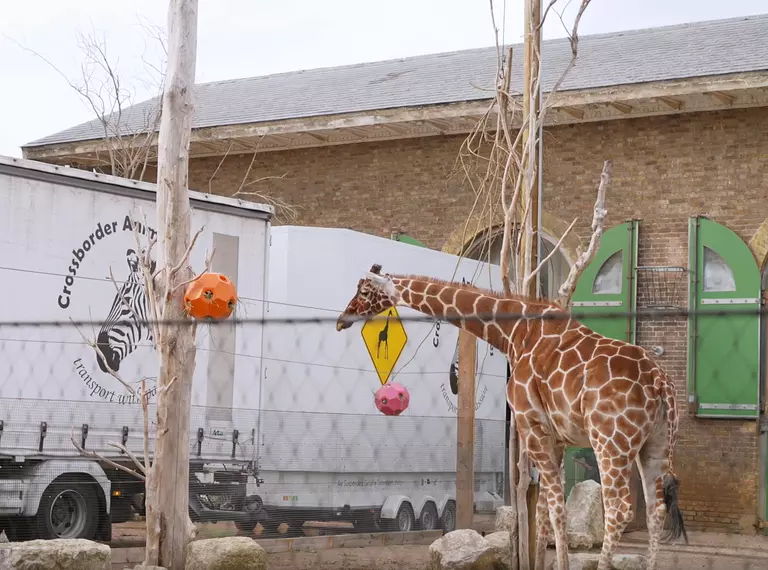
[186,106,768,534]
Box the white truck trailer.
[258,226,508,534]
[0,155,508,541]
[0,155,274,541]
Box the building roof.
[24,13,768,149]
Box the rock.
[184,537,266,570]
[546,553,647,570]
[484,531,513,569]
[565,480,605,550]
[428,529,497,570]
[494,506,516,532]
[0,538,111,569]
[611,554,647,570]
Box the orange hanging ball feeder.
[184,272,237,321]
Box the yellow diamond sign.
[361,306,408,385]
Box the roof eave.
[21,71,768,165]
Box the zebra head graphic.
[96,248,156,374]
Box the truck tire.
[37,481,100,540]
[440,501,456,533]
[234,495,262,534]
[387,502,414,533]
[417,502,438,531]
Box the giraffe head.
[336,264,399,331]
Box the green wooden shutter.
[564,220,639,496]
[688,216,760,418]
[570,220,639,343]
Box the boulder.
[428,529,498,570]
[484,531,514,569]
[184,537,266,570]
[565,480,605,550]
[0,538,110,570]
[611,554,648,570]
[494,506,516,532]
[546,553,647,570]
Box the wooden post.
[456,330,477,530]
[521,0,542,566]
[143,0,199,568]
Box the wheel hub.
[50,490,87,538]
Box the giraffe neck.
[390,275,557,356]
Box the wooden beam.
[303,131,328,142]
[561,106,585,119]
[346,126,371,138]
[456,330,477,530]
[656,96,683,110]
[380,123,410,135]
[707,90,735,105]
[609,101,633,114]
[424,118,453,131]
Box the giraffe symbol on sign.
[377,310,391,359]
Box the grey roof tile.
[24,13,768,148]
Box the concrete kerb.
[111,529,445,566]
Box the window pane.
[592,251,623,294]
[703,246,736,292]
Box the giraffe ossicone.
[336,264,688,570]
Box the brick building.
[21,14,768,533]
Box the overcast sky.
[1,0,765,158]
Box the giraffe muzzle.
[336,316,354,331]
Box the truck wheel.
[388,503,414,533]
[440,501,456,533]
[417,502,438,531]
[235,495,262,534]
[37,481,99,540]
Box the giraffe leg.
[635,419,671,570]
[534,480,553,570]
[593,452,635,570]
[535,444,564,570]
[526,437,569,570]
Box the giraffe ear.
[366,272,389,287]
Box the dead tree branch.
[554,159,612,307]
[3,21,165,180]
[451,2,604,569]
[207,141,301,223]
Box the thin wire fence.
[0,304,762,556]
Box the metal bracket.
[196,428,204,457]
[121,426,129,452]
[81,424,89,449]
[38,422,47,453]
[700,298,760,305]
[0,420,4,444]
[571,301,622,307]
[699,402,757,411]
[231,429,239,459]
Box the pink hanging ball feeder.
[374,382,410,416]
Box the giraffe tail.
[659,369,689,545]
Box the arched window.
[462,228,571,300]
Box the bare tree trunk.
[144,0,199,568]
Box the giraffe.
[336,264,687,570]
